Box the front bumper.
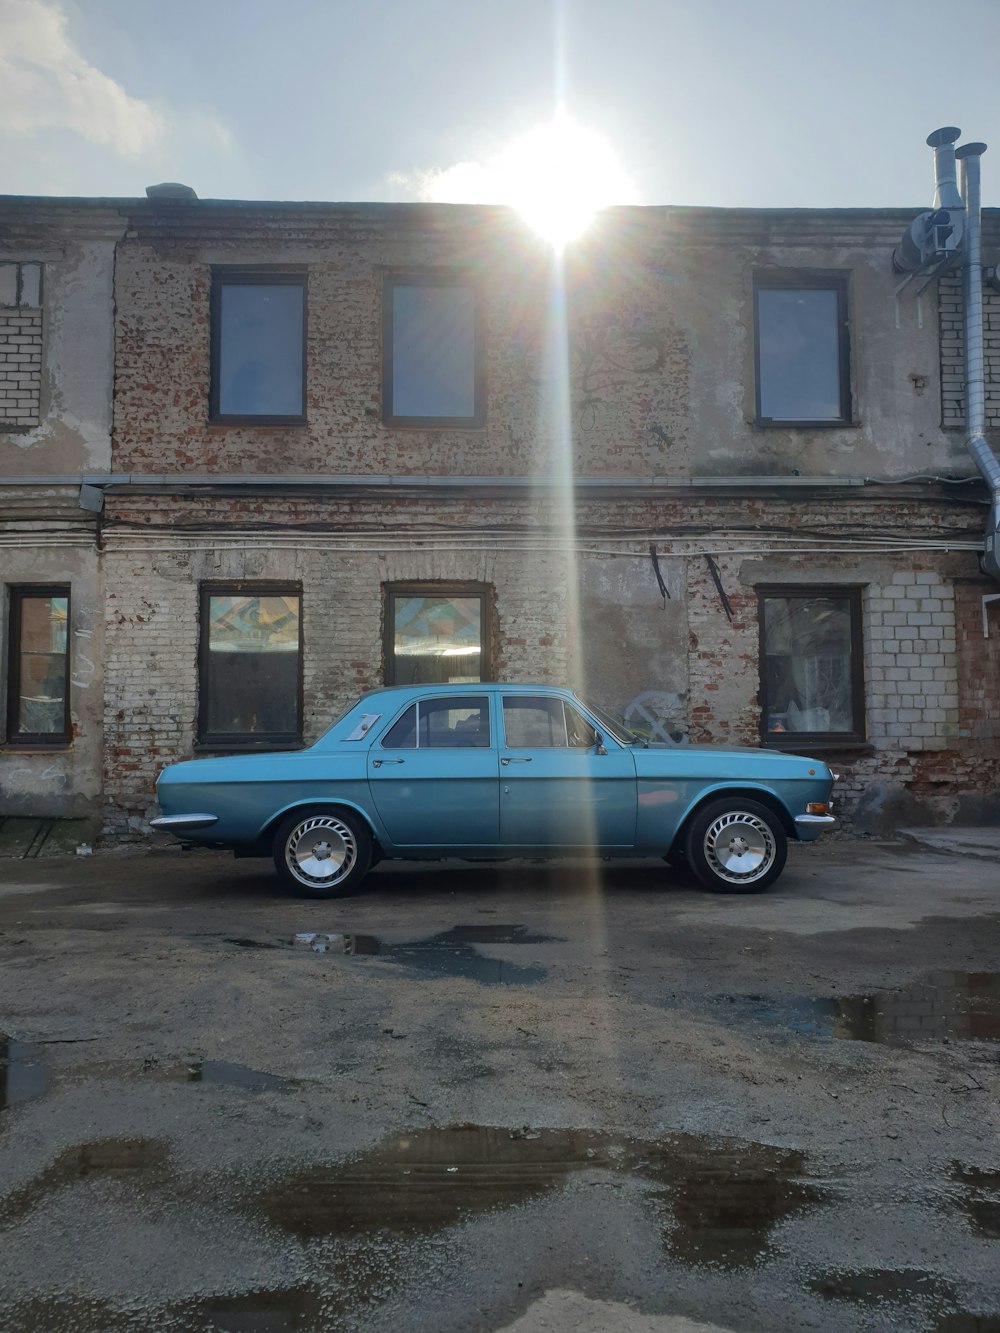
[149,813,219,831]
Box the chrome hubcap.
[286,816,356,888]
[704,811,774,885]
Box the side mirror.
[595,732,608,755]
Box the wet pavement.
[0,839,999,1330]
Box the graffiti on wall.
[623,691,690,746]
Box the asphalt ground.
[0,838,998,1332]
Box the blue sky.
[2,0,998,207]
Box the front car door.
[498,693,637,848]
[366,694,500,847]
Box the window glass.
[388,590,485,685]
[503,696,568,748]
[387,282,478,421]
[214,277,305,418]
[382,705,417,748]
[8,591,69,738]
[761,593,858,735]
[417,697,490,748]
[201,592,300,742]
[564,703,597,749]
[757,286,844,421]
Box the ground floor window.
[5,586,70,745]
[198,585,301,747]
[758,586,864,745]
[384,584,490,686]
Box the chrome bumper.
[149,813,219,831]
[794,814,837,828]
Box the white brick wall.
[864,573,959,751]
[0,289,43,429]
[939,270,1000,432]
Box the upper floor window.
[754,275,851,426]
[384,584,490,686]
[759,586,864,746]
[382,275,484,427]
[210,270,306,423]
[198,586,302,748]
[6,587,70,746]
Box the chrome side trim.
[794,814,837,827]
[149,813,219,830]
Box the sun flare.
[416,114,636,246]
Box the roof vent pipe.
[956,140,1000,581]
[893,128,964,272]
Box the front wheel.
[272,809,372,898]
[684,798,787,894]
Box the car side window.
[503,696,598,749]
[564,703,597,749]
[383,697,491,749]
[382,704,417,748]
[418,696,490,748]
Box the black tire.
[684,798,787,894]
[272,808,372,898]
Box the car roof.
[360,682,580,700]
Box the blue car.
[151,683,836,898]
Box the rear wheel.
[684,798,787,894]
[272,809,372,898]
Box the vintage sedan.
[151,683,836,897]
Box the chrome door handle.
[372,758,405,768]
[501,756,532,765]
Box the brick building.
[1,190,998,837]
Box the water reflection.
[736,972,1000,1045]
[341,925,555,986]
[259,1124,823,1269]
[0,1035,48,1112]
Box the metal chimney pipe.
[927,127,963,209]
[956,140,1000,580]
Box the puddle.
[0,1034,49,1111]
[339,924,556,985]
[182,1285,322,1331]
[810,1267,960,1309]
[225,937,280,950]
[952,1164,1000,1238]
[259,1124,823,1268]
[936,1318,1000,1332]
[187,1060,291,1092]
[0,1138,170,1226]
[729,972,1000,1045]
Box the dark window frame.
[197,582,304,752]
[381,271,486,429]
[5,585,71,747]
[209,268,308,425]
[753,273,852,428]
[757,584,866,750]
[383,582,492,686]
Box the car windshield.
[580,699,646,746]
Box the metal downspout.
[956,142,1000,580]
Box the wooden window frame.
[757,584,866,750]
[383,582,492,686]
[197,582,303,751]
[381,272,485,429]
[753,273,852,428]
[5,585,71,747]
[209,268,308,425]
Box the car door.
[498,694,637,847]
[366,694,500,847]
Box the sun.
[417,113,637,247]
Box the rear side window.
[381,697,491,749]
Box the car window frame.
[377,694,493,750]
[500,693,602,751]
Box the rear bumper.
[149,813,219,831]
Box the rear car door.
[366,695,500,847]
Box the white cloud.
[1,0,174,157]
